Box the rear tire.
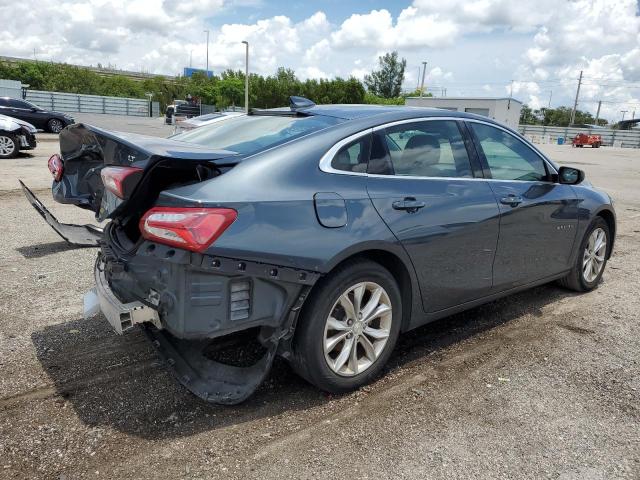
[0,134,18,158]
[558,217,610,292]
[291,259,402,394]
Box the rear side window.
[470,122,548,181]
[331,136,369,172]
[173,114,343,156]
[375,120,473,178]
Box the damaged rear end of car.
[23,121,324,404]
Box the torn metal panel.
[143,288,309,405]
[20,180,103,247]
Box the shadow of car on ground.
[30,284,573,440]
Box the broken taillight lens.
[139,207,237,253]
[101,166,144,199]
[48,154,63,181]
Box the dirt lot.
[0,133,638,479]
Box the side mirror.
[558,166,585,185]
[31,107,38,112]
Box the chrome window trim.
[318,116,558,179]
[318,128,373,176]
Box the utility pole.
[416,67,420,91]
[242,41,249,113]
[632,109,636,119]
[420,61,427,97]
[569,70,583,126]
[595,100,602,126]
[204,30,210,76]
[508,80,513,109]
[620,110,628,121]
[548,90,553,109]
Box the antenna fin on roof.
[289,96,315,111]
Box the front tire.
[291,259,402,394]
[47,118,64,133]
[558,217,610,292]
[0,134,18,158]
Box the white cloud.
[514,0,640,116]
[330,8,458,49]
[303,39,331,65]
[298,66,329,80]
[331,10,392,48]
[412,0,555,31]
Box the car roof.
[288,104,473,121]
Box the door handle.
[500,195,523,207]
[392,198,426,213]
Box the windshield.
[171,114,344,156]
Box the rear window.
[171,114,343,156]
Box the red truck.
[572,133,602,148]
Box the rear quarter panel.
[158,123,426,324]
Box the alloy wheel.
[0,135,16,156]
[49,119,63,133]
[583,227,607,283]
[323,281,392,377]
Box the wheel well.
[597,209,615,258]
[321,250,413,331]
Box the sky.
[1,0,639,121]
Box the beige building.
[404,97,523,129]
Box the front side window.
[8,99,34,109]
[173,114,343,156]
[470,122,548,181]
[373,120,473,178]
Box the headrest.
[333,148,351,170]
[401,134,440,166]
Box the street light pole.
[204,30,209,76]
[242,41,249,113]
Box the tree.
[519,105,538,125]
[0,59,370,111]
[364,51,406,99]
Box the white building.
[404,97,523,129]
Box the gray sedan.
[22,97,616,404]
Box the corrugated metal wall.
[518,125,640,148]
[24,90,150,117]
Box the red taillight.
[101,166,143,199]
[48,154,63,182]
[139,207,237,253]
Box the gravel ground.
[0,137,638,479]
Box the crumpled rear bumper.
[93,239,318,404]
[101,237,319,340]
[84,261,161,334]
